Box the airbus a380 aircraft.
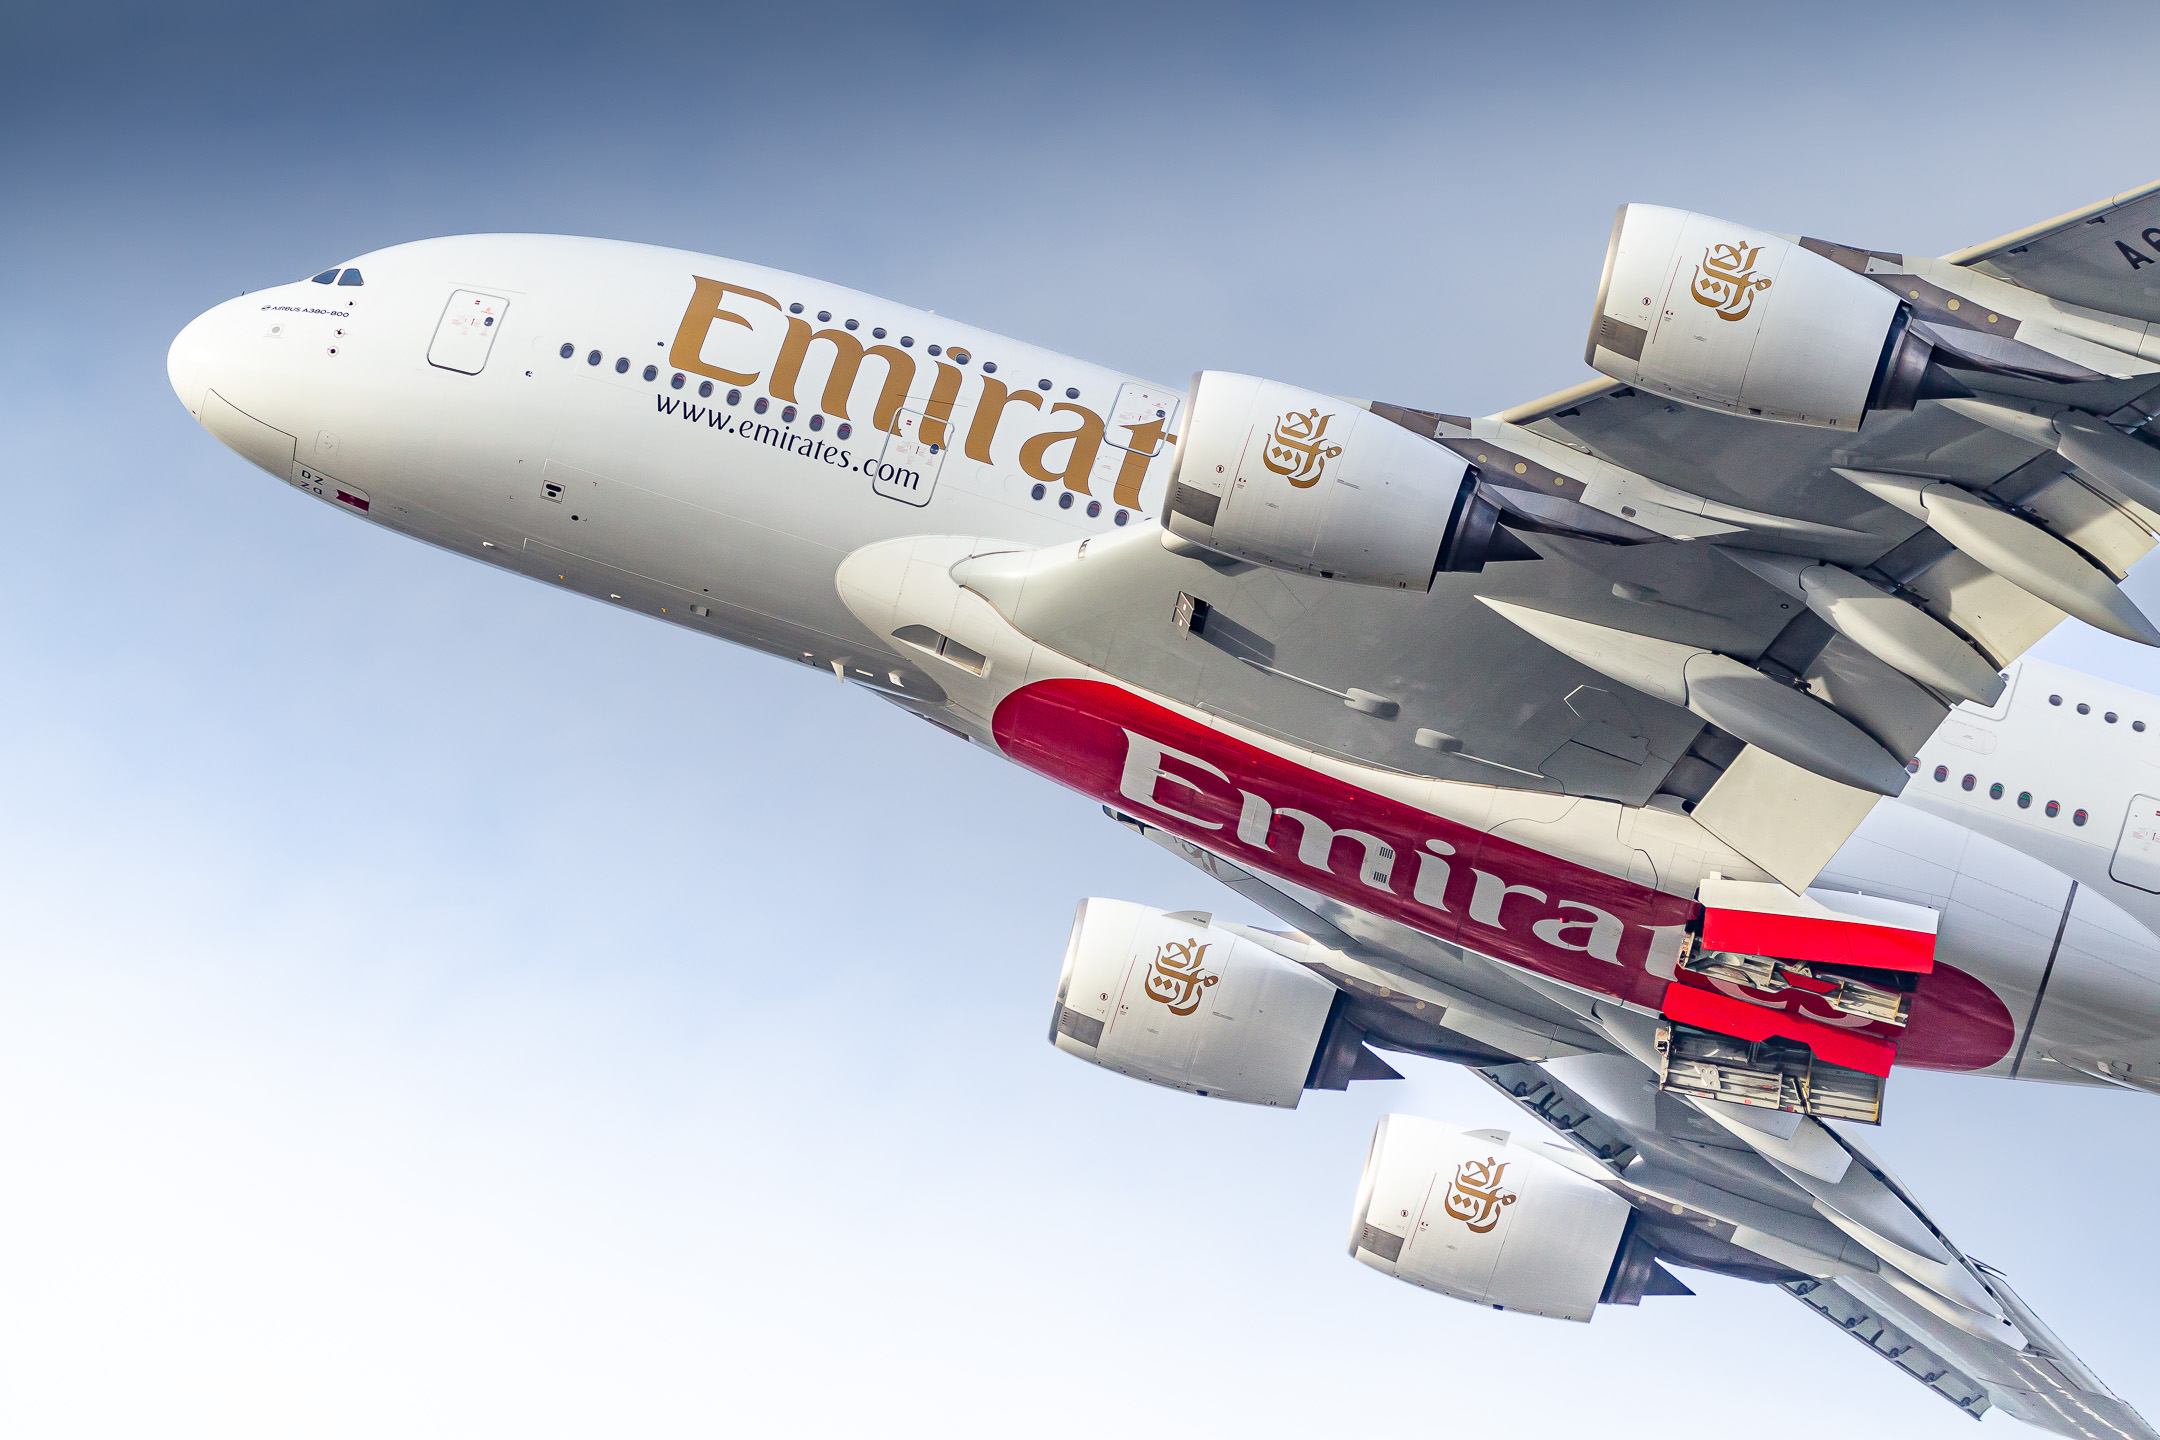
[169,181,2160,1436]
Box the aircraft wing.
[948,180,2160,891]
[1110,814,2152,1439]
[962,291,2160,886]
[1474,1052,2156,1440]
[963,395,2146,891]
[1944,177,2160,325]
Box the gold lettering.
[1142,939,1218,1016]
[1110,418,1173,509]
[1441,1157,1516,1233]
[769,320,915,432]
[920,362,965,451]
[1688,242,1772,322]
[1261,409,1341,488]
[965,377,1044,464]
[669,276,781,387]
[1021,402,1107,494]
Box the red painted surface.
[993,678,2017,1073]
[1665,967,1904,1047]
[1895,961,2017,1072]
[1703,907,1935,973]
[1661,983,1898,1076]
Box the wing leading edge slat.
[1945,178,2160,325]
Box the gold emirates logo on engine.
[1690,242,1774,321]
[1261,407,1342,487]
[1143,938,1219,1016]
[1442,1156,1517,1233]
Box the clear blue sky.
[2,3,2155,1435]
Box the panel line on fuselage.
[2011,879,2078,1079]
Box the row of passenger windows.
[558,342,862,435]
[1903,687,2152,831]
[309,268,364,286]
[785,305,953,359]
[558,339,1131,523]
[2046,692,2145,729]
[1024,482,1129,524]
[672,300,1087,399]
[1921,762,2090,825]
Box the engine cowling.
[1047,898,1344,1107]
[1586,204,1940,430]
[1159,372,1492,589]
[1348,1115,1632,1321]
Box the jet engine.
[1047,898,1396,1107]
[1159,372,1549,588]
[1349,1115,1634,1322]
[1586,204,1964,430]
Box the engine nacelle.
[1160,372,1490,589]
[1586,204,1941,431]
[1047,898,1342,1107]
[1349,1115,1632,1322]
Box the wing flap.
[1690,745,1882,892]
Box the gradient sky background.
[4,3,2158,1436]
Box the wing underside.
[1116,815,2152,1440]
[1022,182,2160,1439]
[959,353,2160,890]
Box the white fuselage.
[168,233,2160,1092]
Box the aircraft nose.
[167,299,234,420]
[169,295,309,481]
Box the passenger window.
[312,269,340,284]
[337,269,364,286]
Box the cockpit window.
[336,269,364,286]
[311,269,340,284]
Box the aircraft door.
[1088,382,1181,509]
[872,408,949,506]
[2108,795,2160,893]
[1107,382,1179,455]
[428,289,509,374]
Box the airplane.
[165,180,2160,1438]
